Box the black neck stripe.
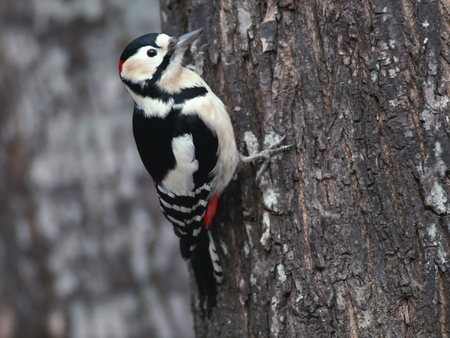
[150,49,175,84]
[122,78,163,99]
[173,87,208,104]
[123,79,208,105]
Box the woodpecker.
[119,28,291,315]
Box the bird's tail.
[190,229,223,317]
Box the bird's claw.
[240,135,294,182]
[255,159,271,182]
[192,39,208,54]
[268,135,288,150]
[199,43,209,53]
[187,39,208,76]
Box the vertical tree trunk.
[161,0,450,337]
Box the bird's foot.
[186,40,208,77]
[240,136,294,182]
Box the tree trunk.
[161,0,450,337]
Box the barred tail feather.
[190,229,222,317]
[207,230,223,285]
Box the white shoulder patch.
[127,89,173,118]
[161,133,199,193]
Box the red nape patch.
[203,195,220,229]
[118,60,124,74]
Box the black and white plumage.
[119,29,238,313]
[119,29,292,315]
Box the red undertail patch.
[203,195,220,229]
[119,60,124,74]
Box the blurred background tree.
[0,1,195,337]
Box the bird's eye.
[147,49,157,57]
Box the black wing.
[155,110,218,259]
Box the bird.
[119,28,292,315]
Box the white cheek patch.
[162,133,199,194]
[121,47,164,83]
[173,93,208,113]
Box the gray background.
[0,0,194,337]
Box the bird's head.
[119,29,203,86]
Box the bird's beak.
[175,28,203,51]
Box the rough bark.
[0,1,195,338]
[161,0,450,337]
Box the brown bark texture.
[0,1,195,338]
[161,0,450,337]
